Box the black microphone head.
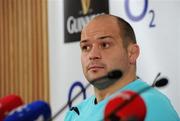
[90,70,123,90]
[107,70,122,80]
[154,78,168,87]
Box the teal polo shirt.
[64,79,180,121]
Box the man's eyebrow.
[80,40,88,45]
[80,35,112,45]
[98,35,112,40]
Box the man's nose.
[89,45,101,60]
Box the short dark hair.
[86,14,137,48]
[115,15,137,48]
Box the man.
[65,14,180,121]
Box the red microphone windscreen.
[0,94,24,121]
[104,90,146,121]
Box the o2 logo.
[68,81,86,109]
[125,0,156,28]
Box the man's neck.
[94,74,136,103]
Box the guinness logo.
[64,0,109,43]
[81,0,91,15]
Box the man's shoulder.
[134,80,180,121]
[135,79,170,102]
[131,79,171,104]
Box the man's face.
[80,17,131,82]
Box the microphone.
[90,70,123,90]
[48,70,122,121]
[152,73,168,88]
[4,100,51,121]
[103,73,169,121]
[0,94,24,121]
[104,90,146,121]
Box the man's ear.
[128,44,140,64]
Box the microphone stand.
[47,83,90,121]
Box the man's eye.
[101,43,110,49]
[81,45,91,51]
